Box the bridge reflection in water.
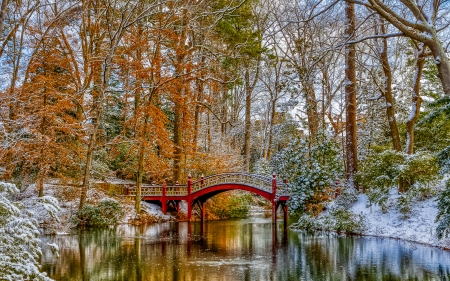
[124,173,290,224]
[40,218,450,281]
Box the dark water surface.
[41,216,450,281]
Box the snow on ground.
[17,183,175,234]
[350,188,450,249]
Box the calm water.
[41,216,450,281]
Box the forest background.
[1,0,450,227]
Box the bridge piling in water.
[272,173,277,224]
[187,174,192,221]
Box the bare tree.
[351,0,450,96]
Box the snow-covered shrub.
[438,146,450,175]
[291,185,364,234]
[0,182,57,281]
[418,96,450,239]
[291,208,366,235]
[335,187,358,209]
[270,133,342,214]
[71,199,124,227]
[290,213,322,231]
[357,149,440,212]
[436,181,450,239]
[253,158,271,177]
[327,208,366,235]
[397,193,413,218]
[322,186,365,234]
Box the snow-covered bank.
[290,180,450,250]
[16,183,174,234]
[350,190,450,249]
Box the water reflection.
[41,217,450,281]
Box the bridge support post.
[283,203,288,228]
[272,202,277,224]
[272,173,277,224]
[200,201,205,221]
[161,181,167,214]
[187,174,192,221]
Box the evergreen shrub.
[357,149,440,212]
[436,181,450,239]
[270,133,342,214]
[292,187,365,235]
[72,199,124,227]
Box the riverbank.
[293,184,450,250]
[350,190,450,249]
[18,182,175,234]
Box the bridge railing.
[127,185,163,196]
[191,173,272,193]
[166,186,188,196]
[126,185,188,196]
[275,182,290,196]
[125,173,289,196]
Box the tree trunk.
[37,92,47,197]
[379,26,401,152]
[135,112,150,214]
[79,107,101,210]
[206,110,211,152]
[427,34,450,96]
[378,24,408,191]
[266,97,276,159]
[37,169,44,197]
[345,1,358,189]
[221,85,228,139]
[406,44,426,155]
[173,99,182,183]
[243,68,252,172]
[193,77,203,151]
[305,83,319,139]
[0,0,8,40]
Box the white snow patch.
[350,189,450,248]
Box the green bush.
[227,194,251,218]
[329,208,366,234]
[207,192,253,219]
[291,207,366,235]
[71,199,124,227]
[357,150,440,212]
[436,181,450,239]
[291,213,322,231]
[270,133,343,214]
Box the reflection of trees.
[41,223,450,281]
[283,233,447,281]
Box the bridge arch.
[190,184,272,202]
[130,173,290,224]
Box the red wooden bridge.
[126,173,290,224]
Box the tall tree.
[214,0,264,172]
[345,1,358,188]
